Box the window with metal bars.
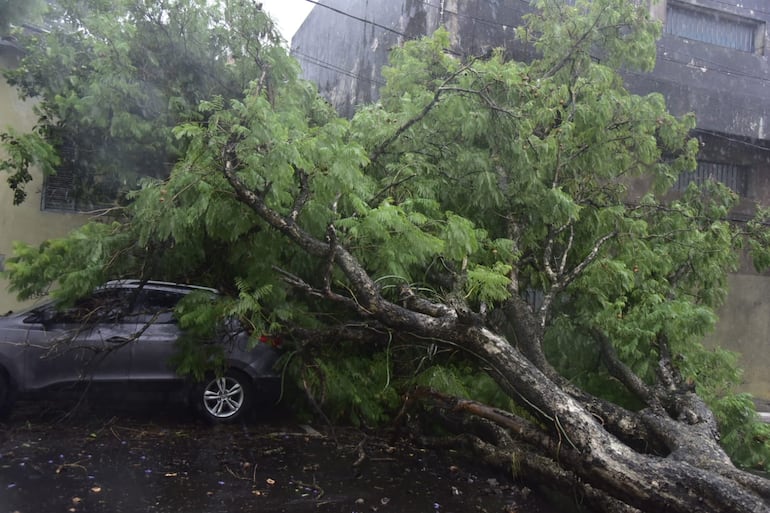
[674,161,747,196]
[41,168,76,211]
[41,160,120,212]
[665,1,764,54]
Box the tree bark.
[220,160,770,513]
[456,325,769,513]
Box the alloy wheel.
[202,375,245,419]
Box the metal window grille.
[41,168,76,211]
[675,161,747,195]
[665,2,762,53]
[41,155,117,212]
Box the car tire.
[195,370,253,423]
[0,370,14,420]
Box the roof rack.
[101,280,219,295]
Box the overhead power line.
[296,0,770,88]
[291,49,386,86]
[303,0,406,37]
[293,1,770,153]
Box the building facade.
[292,0,770,403]
[0,39,84,313]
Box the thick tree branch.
[594,328,655,406]
[218,128,769,513]
[219,150,459,336]
[398,284,455,318]
[290,167,311,221]
[272,266,367,314]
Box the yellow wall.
[0,47,84,313]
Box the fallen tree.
[4,1,770,511]
[218,133,770,512]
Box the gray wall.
[294,0,770,141]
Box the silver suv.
[0,280,282,422]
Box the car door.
[21,290,135,392]
[127,289,185,383]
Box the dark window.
[41,146,123,212]
[665,2,764,54]
[675,161,747,195]
[130,290,184,324]
[28,289,131,325]
[41,168,76,211]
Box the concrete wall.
[707,272,770,400]
[0,44,84,313]
[295,0,770,141]
[293,0,770,402]
[292,0,528,117]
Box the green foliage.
[0,128,60,205]
[289,349,401,427]
[4,221,135,304]
[523,0,661,74]
[286,342,520,428]
[712,393,770,471]
[466,263,512,304]
[168,291,229,380]
[2,0,286,207]
[414,363,518,413]
[678,346,770,470]
[0,0,47,32]
[4,0,770,470]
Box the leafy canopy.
[3,0,770,467]
[2,0,289,206]
[0,0,47,32]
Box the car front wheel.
[196,370,253,423]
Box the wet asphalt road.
[0,401,560,513]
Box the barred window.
[675,161,747,196]
[41,168,76,211]
[41,165,120,212]
[665,2,764,54]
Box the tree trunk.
[450,325,770,513]
[221,158,770,513]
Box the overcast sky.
[260,0,315,43]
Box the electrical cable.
[291,49,386,86]
[292,0,770,155]
[296,0,770,86]
[302,0,407,37]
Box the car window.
[129,290,184,324]
[27,289,131,325]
